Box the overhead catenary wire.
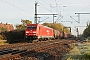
[35,0,53,12]
[17,0,34,9]
[35,0,60,24]
[78,3,90,12]
[53,0,70,23]
[43,0,59,13]
[55,15,63,23]
[38,0,62,23]
[70,16,79,23]
[42,0,50,7]
[54,1,64,23]
[1,0,32,15]
[38,17,49,23]
[54,0,59,13]
[36,0,60,13]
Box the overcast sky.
[0,0,90,36]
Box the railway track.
[0,39,76,60]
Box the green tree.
[21,19,32,26]
[42,23,71,34]
[0,27,7,32]
[16,24,25,30]
[83,24,90,38]
[16,19,32,30]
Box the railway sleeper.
[0,49,27,55]
[0,49,13,55]
[11,50,27,55]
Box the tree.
[83,24,90,38]
[42,23,71,34]
[0,27,7,32]
[16,19,32,30]
[21,19,32,26]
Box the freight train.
[25,24,70,40]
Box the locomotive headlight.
[33,32,36,33]
[33,34,36,35]
[26,31,29,33]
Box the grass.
[62,42,90,60]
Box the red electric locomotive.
[25,24,54,40]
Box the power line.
[54,0,59,13]
[78,3,90,12]
[44,0,62,22]
[38,17,49,23]
[70,16,79,23]
[36,0,60,14]
[17,0,33,9]
[55,14,63,22]
[54,0,68,22]
[35,0,61,23]
[35,0,54,12]
[43,0,59,13]
[38,2,52,12]
[42,0,50,6]
[75,13,90,23]
[1,0,32,14]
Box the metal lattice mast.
[34,2,38,24]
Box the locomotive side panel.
[38,25,54,39]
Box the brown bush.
[0,35,4,40]
[0,30,25,43]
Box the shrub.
[0,35,4,40]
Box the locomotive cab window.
[32,26,37,29]
[27,26,37,29]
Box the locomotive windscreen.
[27,26,37,29]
